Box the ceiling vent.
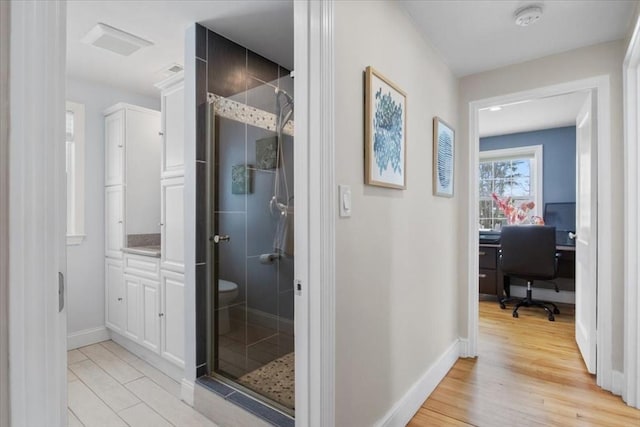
[159,63,184,77]
[514,5,543,27]
[82,23,153,56]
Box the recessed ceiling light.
[489,106,502,112]
[514,5,543,27]
[82,23,153,56]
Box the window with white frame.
[66,101,85,245]
[479,145,543,230]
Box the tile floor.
[67,340,217,427]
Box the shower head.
[276,88,293,106]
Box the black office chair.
[499,225,561,321]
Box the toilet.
[218,279,239,334]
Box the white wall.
[458,40,626,370]
[335,2,459,425]
[0,1,9,424]
[66,77,160,342]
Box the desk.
[479,244,575,297]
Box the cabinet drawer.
[124,254,160,279]
[479,269,497,295]
[479,247,497,269]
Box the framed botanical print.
[433,116,455,197]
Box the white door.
[161,84,185,178]
[105,110,125,186]
[105,259,125,332]
[123,274,140,341]
[105,186,124,259]
[161,177,185,272]
[160,271,185,367]
[575,91,598,374]
[141,278,160,352]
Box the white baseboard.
[375,339,460,427]
[458,338,471,358]
[110,332,184,383]
[181,379,195,406]
[612,370,624,396]
[509,285,575,304]
[67,326,110,350]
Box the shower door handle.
[211,234,230,243]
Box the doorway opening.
[466,76,614,391]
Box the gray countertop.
[122,245,161,258]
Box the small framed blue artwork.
[433,116,455,197]
[364,66,407,189]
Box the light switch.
[339,185,352,218]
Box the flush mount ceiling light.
[489,106,502,112]
[82,23,153,56]
[514,5,543,27]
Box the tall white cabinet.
[156,73,185,369]
[104,99,186,372]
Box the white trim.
[467,76,613,393]
[375,340,459,427]
[294,1,336,425]
[181,379,195,406]
[0,2,10,424]
[9,1,67,425]
[110,332,184,383]
[623,14,640,409]
[65,100,85,241]
[66,326,110,350]
[612,370,625,397]
[479,144,544,219]
[457,338,471,358]
[66,234,86,246]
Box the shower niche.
[194,25,295,417]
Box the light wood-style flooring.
[67,341,217,427]
[409,300,640,426]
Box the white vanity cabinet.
[160,176,184,272]
[106,253,184,368]
[105,186,124,259]
[160,270,185,367]
[105,258,125,333]
[156,72,185,178]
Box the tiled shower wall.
[194,24,294,377]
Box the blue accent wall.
[480,126,576,206]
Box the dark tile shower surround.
[193,24,294,422]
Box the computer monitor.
[544,202,576,232]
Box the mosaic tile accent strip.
[237,352,294,410]
[209,93,294,136]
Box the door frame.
[7,0,68,425]
[623,14,640,409]
[294,1,336,425]
[466,75,614,390]
[1,1,10,425]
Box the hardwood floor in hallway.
[409,300,640,426]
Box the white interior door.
[575,91,598,374]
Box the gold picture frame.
[364,66,407,189]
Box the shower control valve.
[212,234,230,243]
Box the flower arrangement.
[491,192,544,225]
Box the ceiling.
[66,1,293,98]
[479,91,588,137]
[399,0,636,77]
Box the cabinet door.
[105,186,124,259]
[123,274,140,342]
[105,259,125,332]
[141,278,160,353]
[105,110,125,186]
[160,271,184,367]
[161,177,184,272]
[161,84,184,178]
